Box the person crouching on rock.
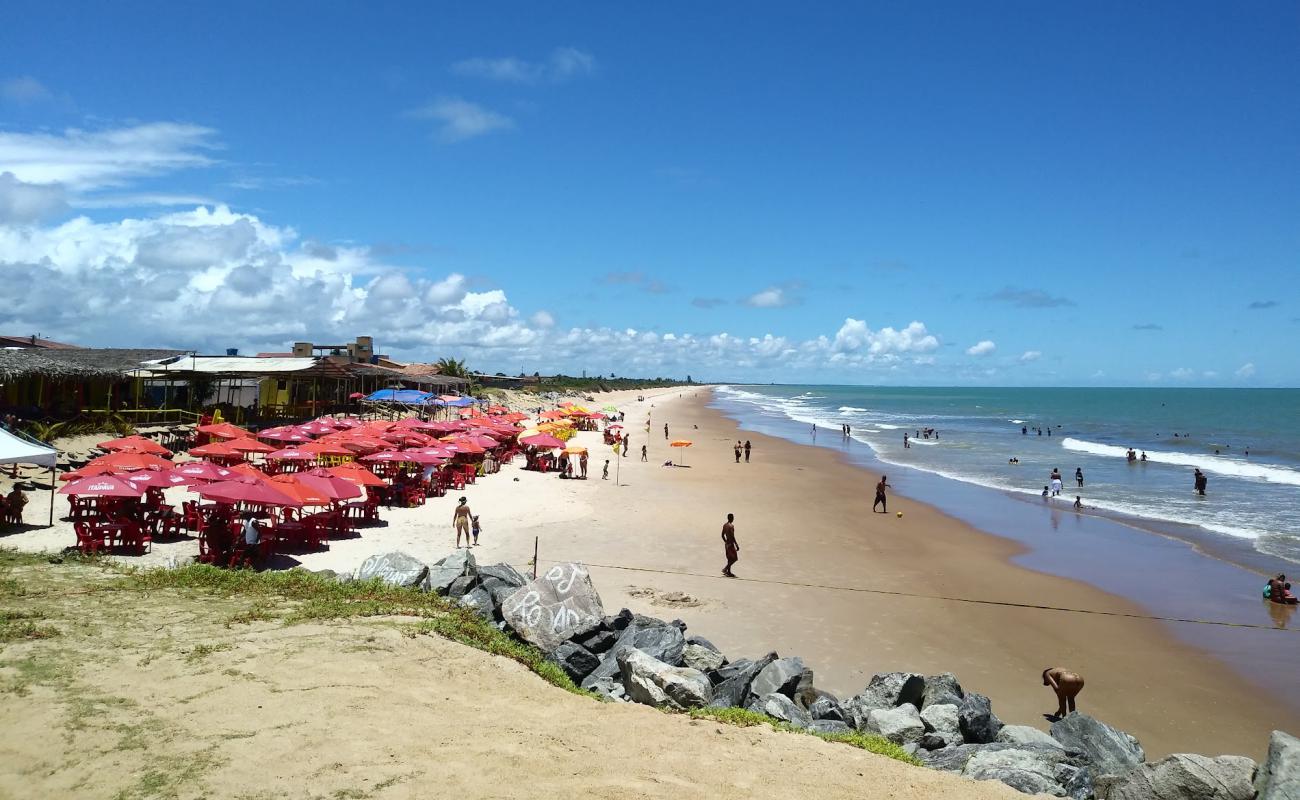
[1043,667,1084,720]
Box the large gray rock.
[422,549,478,594]
[477,563,527,587]
[958,692,1004,744]
[810,719,853,736]
[617,648,712,710]
[583,676,627,702]
[864,704,926,746]
[581,615,689,687]
[1256,730,1300,800]
[963,748,1068,797]
[748,657,812,704]
[501,562,605,653]
[682,642,725,673]
[846,672,925,728]
[1097,753,1256,800]
[574,628,616,654]
[997,724,1065,751]
[457,587,495,620]
[354,551,427,588]
[1051,713,1144,778]
[919,733,948,751]
[747,693,812,728]
[686,635,720,653]
[809,694,846,722]
[548,641,601,684]
[480,577,520,610]
[446,574,478,599]
[707,653,778,708]
[438,549,477,575]
[923,672,965,708]
[920,703,962,747]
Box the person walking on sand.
[734,441,742,463]
[721,513,739,577]
[744,440,751,462]
[452,497,473,548]
[602,460,609,480]
[664,423,669,440]
[640,444,647,461]
[579,452,588,479]
[873,475,890,513]
[1042,667,1084,720]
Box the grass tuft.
[689,706,922,766]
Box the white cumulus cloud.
[1236,362,1256,379]
[745,287,796,308]
[1019,350,1041,362]
[966,340,996,356]
[407,97,514,143]
[451,48,596,84]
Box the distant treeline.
[522,375,700,394]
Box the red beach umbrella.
[226,437,276,454]
[362,450,447,465]
[226,463,269,481]
[172,461,235,482]
[59,463,119,481]
[87,451,173,472]
[327,463,386,487]
[267,448,316,462]
[198,477,302,507]
[197,422,252,439]
[96,435,171,455]
[521,433,565,449]
[257,426,314,443]
[59,475,144,497]
[298,441,356,458]
[295,468,363,501]
[188,440,241,458]
[123,469,195,489]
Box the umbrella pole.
[48,462,56,527]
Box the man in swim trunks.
[1043,667,1085,719]
[721,513,739,577]
[873,476,890,513]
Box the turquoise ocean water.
[714,385,1300,565]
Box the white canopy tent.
[0,427,57,468]
[0,427,58,526]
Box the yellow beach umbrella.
[564,444,588,455]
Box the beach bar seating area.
[43,402,545,567]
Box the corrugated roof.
[138,355,320,374]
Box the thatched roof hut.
[0,348,186,381]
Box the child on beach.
[602,460,609,480]
[471,515,481,546]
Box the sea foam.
[1061,437,1300,487]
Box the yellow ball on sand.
[896,511,903,518]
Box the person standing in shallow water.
[1042,667,1084,720]
[721,513,739,577]
[1075,467,1084,487]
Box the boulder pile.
[348,551,1297,799]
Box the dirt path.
[0,557,1023,800]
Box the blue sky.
[1,2,1296,385]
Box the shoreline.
[2,386,1294,760]
[708,388,1300,704]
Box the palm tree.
[434,357,471,379]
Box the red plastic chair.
[74,522,103,555]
